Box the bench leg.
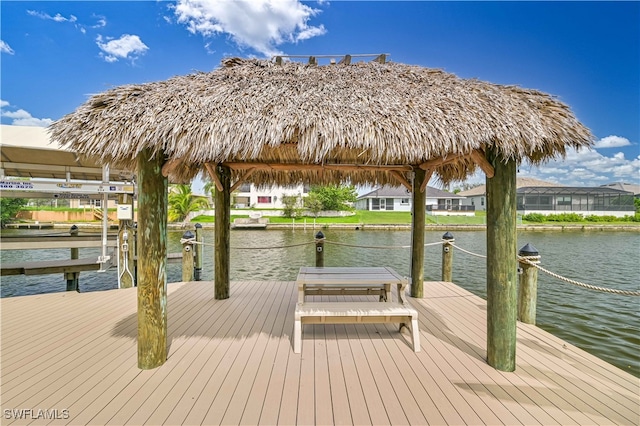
[411,317,421,352]
[294,318,302,354]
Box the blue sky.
[1,1,638,188]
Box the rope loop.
[518,254,541,264]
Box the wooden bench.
[294,301,420,353]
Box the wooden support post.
[194,223,203,281]
[518,243,540,325]
[137,148,168,370]
[66,225,79,291]
[441,231,454,282]
[485,147,517,372]
[411,168,427,298]
[181,230,195,282]
[118,193,135,289]
[214,164,231,299]
[315,231,325,267]
[69,224,79,260]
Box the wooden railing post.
[315,231,325,267]
[66,225,80,291]
[441,231,454,282]
[181,230,195,282]
[518,243,540,325]
[194,223,203,281]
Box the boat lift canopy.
[0,124,135,270]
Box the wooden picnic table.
[296,266,408,304]
[294,266,420,353]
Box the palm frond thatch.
[49,58,593,185]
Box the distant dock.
[231,214,269,229]
[3,222,54,229]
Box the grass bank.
[190,210,640,229]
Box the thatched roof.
[49,57,593,186]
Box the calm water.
[2,227,639,377]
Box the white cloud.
[172,0,327,57]
[96,34,149,63]
[92,15,107,29]
[1,107,53,127]
[524,147,640,186]
[458,145,640,188]
[0,100,10,108]
[27,10,77,23]
[595,135,631,149]
[1,40,14,55]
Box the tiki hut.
[49,55,593,371]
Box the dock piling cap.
[442,231,454,240]
[519,243,539,256]
[315,231,325,239]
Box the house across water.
[457,178,636,217]
[355,185,473,216]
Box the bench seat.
[294,301,420,353]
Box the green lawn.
[190,210,639,226]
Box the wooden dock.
[0,257,103,276]
[3,222,54,229]
[1,280,638,425]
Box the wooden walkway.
[1,280,638,425]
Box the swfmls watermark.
[3,408,70,420]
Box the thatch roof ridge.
[49,57,593,185]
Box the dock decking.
[1,280,638,425]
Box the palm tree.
[168,184,210,225]
[203,179,216,203]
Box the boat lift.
[0,125,135,285]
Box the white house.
[232,183,309,209]
[355,185,472,215]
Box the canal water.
[1,228,638,377]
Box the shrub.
[522,213,545,223]
[545,213,585,222]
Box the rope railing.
[517,255,640,297]
[178,232,638,297]
[180,237,317,250]
[449,242,640,297]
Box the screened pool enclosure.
[517,186,635,216]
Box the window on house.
[400,198,410,205]
[257,196,272,204]
[480,197,484,206]
[386,198,394,210]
